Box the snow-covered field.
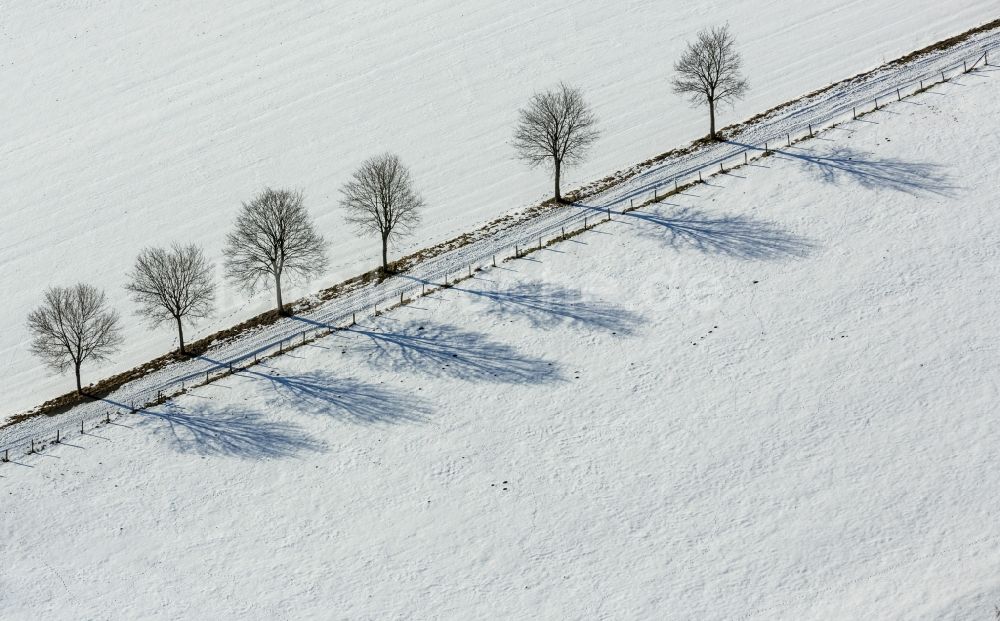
[2,1,998,416]
[3,54,999,618]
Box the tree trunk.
[554,160,563,204]
[74,362,82,394]
[275,270,285,315]
[175,315,186,356]
[381,233,389,274]
[709,98,717,140]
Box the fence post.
[720,162,724,173]
[607,207,611,221]
[764,141,768,152]
[303,331,307,343]
[3,449,7,462]
[352,312,356,325]
[30,440,34,454]
[964,60,967,73]
[874,96,879,109]
[674,179,678,191]
[808,124,813,137]
[853,106,856,119]
[698,171,702,182]
[56,429,60,443]
[744,151,748,165]
[538,236,542,249]
[562,226,565,237]
[81,420,84,434]
[515,245,518,257]
[492,255,496,267]
[400,291,404,304]
[206,370,210,382]
[896,88,901,101]
[583,217,587,229]
[786,133,790,146]
[919,79,923,90]
[941,70,945,82]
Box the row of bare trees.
[514,24,748,202]
[25,25,748,394]
[27,153,425,393]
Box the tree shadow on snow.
[139,402,324,459]
[628,206,814,260]
[449,281,642,335]
[730,141,957,196]
[331,320,562,384]
[787,146,956,195]
[193,356,433,425]
[239,368,432,424]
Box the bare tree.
[513,83,599,204]
[671,24,749,141]
[340,153,424,274]
[224,188,328,315]
[27,284,123,394]
[125,243,215,355]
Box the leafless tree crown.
[513,83,599,168]
[125,243,215,354]
[512,83,599,202]
[672,25,749,138]
[26,283,123,391]
[224,188,328,312]
[126,244,214,325]
[340,153,424,271]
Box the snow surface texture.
[2,2,998,416]
[2,20,998,445]
[3,59,1000,619]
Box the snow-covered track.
[2,23,998,460]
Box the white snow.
[2,1,998,415]
[2,59,999,618]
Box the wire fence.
[1,39,996,465]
